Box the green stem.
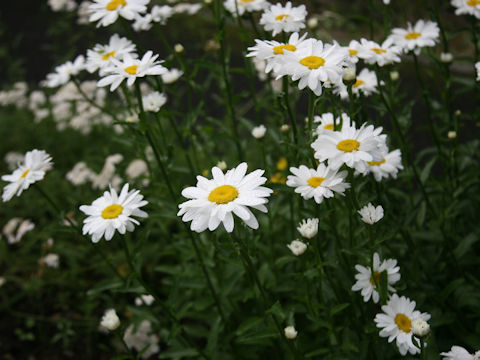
[72,78,119,122]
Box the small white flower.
[48,0,77,11]
[177,162,273,233]
[123,320,160,359]
[307,17,318,28]
[287,239,307,256]
[296,218,319,239]
[351,252,400,303]
[259,2,307,36]
[100,308,120,331]
[86,34,137,75]
[2,218,35,244]
[441,345,480,360]
[132,13,153,32]
[351,68,378,97]
[161,68,183,84]
[252,125,267,139]
[142,91,167,112]
[41,253,60,268]
[216,161,227,171]
[374,294,431,355]
[97,51,167,91]
[45,55,85,87]
[2,149,53,202]
[411,318,430,338]
[314,112,351,137]
[358,203,384,224]
[475,61,480,81]
[173,3,202,15]
[135,294,155,306]
[388,20,440,54]
[79,183,148,242]
[88,0,149,27]
[356,38,402,66]
[126,159,148,180]
[390,70,400,81]
[223,0,267,17]
[440,52,453,63]
[451,0,480,20]
[284,325,298,339]
[366,149,404,182]
[448,131,457,139]
[174,43,184,53]
[151,5,173,24]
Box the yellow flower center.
[124,65,138,75]
[276,157,288,171]
[208,185,239,204]
[368,158,386,166]
[20,169,30,178]
[275,14,290,21]
[369,271,381,286]
[273,44,297,55]
[299,56,326,69]
[240,0,254,2]
[353,79,364,88]
[101,204,124,219]
[307,177,325,188]
[394,313,412,333]
[467,0,480,6]
[323,124,334,130]
[349,49,358,56]
[102,51,116,61]
[106,0,126,11]
[371,47,386,54]
[337,139,360,152]
[405,32,421,40]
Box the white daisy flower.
[151,5,173,24]
[287,239,307,256]
[441,345,480,360]
[132,13,153,32]
[347,40,362,64]
[366,149,403,181]
[2,149,53,202]
[451,0,480,20]
[351,252,400,303]
[86,34,137,74]
[97,51,167,91]
[45,55,85,88]
[161,68,183,84]
[356,38,402,66]
[247,32,311,74]
[252,125,267,139]
[374,294,431,356]
[311,123,384,173]
[314,112,352,136]
[297,218,319,239]
[79,183,148,243]
[476,61,480,81]
[223,0,267,17]
[259,2,307,37]
[286,164,350,204]
[358,203,384,224]
[100,308,121,331]
[173,3,202,15]
[40,253,60,268]
[276,39,348,95]
[88,0,149,28]
[142,91,166,112]
[388,19,440,54]
[177,162,273,233]
[351,68,378,96]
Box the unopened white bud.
[284,326,298,339]
[454,109,461,116]
[251,125,266,139]
[342,67,356,82]
[390,71,399,81]
[174,43,184,53]
[412,318,430,338]
[280,124,290,133]
[287,240,307,256]
[297,218,319,239]
[204,0,212,4]
[216,160,227,171]
[447,131,457,139]
[440,52,453,63]
[100,309,120,331]
[307,18,318,29]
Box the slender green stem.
[72,78,119,122]
[282,77,299,160]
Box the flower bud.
[174,43,184,53]
[440,52,453,63]
[287,240,307,256]
[412,318,430,338]
[307,18,318,29]
[280,124,290,133]
[284,326,298,339]
[447,131,457,139]
[390,71,399,81]
[216,160,227,171]
[100,309,120,331]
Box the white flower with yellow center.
[79,183,148,242]
[247,33,311,74]
[276,39,348,95]
[311,123,384,173]
[451,0,480,19]
[45,55,85,88]
[374,294,431,356]
[388,20,439,54]
[357,38,402,66]
[223,0,267,17]
[441,345,480,360]
[86,34,137,74]
[88,0,149,27]
[177,162,273,233]
[351,252,400,303]
[366,149,403,181]
[2,149,53,202]
[351,68,378,97]
[314,112,352,136]
[347,40,362,64]
[286,164,350,204]
[97,51,167,91]
[259,2,307,36]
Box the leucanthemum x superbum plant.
[1,0,479,358]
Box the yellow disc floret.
[337,139,360,152]
[299,56,326,69]
[273,44,297,55]
[353,79,364,88]
[368,158,386,166]
[102,51,116,61]
[208,185,239,204]
[405,32,421,40]
[369,271,381,286]
[371,47,386,54]
[102,204,124,219]
[467,0,480,6]
[275,14,290,21]
[307,177,325,188]
[106,0,126,11]
[323,124,334,130]
[394,313,412,333]
[124,65,138,75]
[349,49,358,56]
[20,169,30,178]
